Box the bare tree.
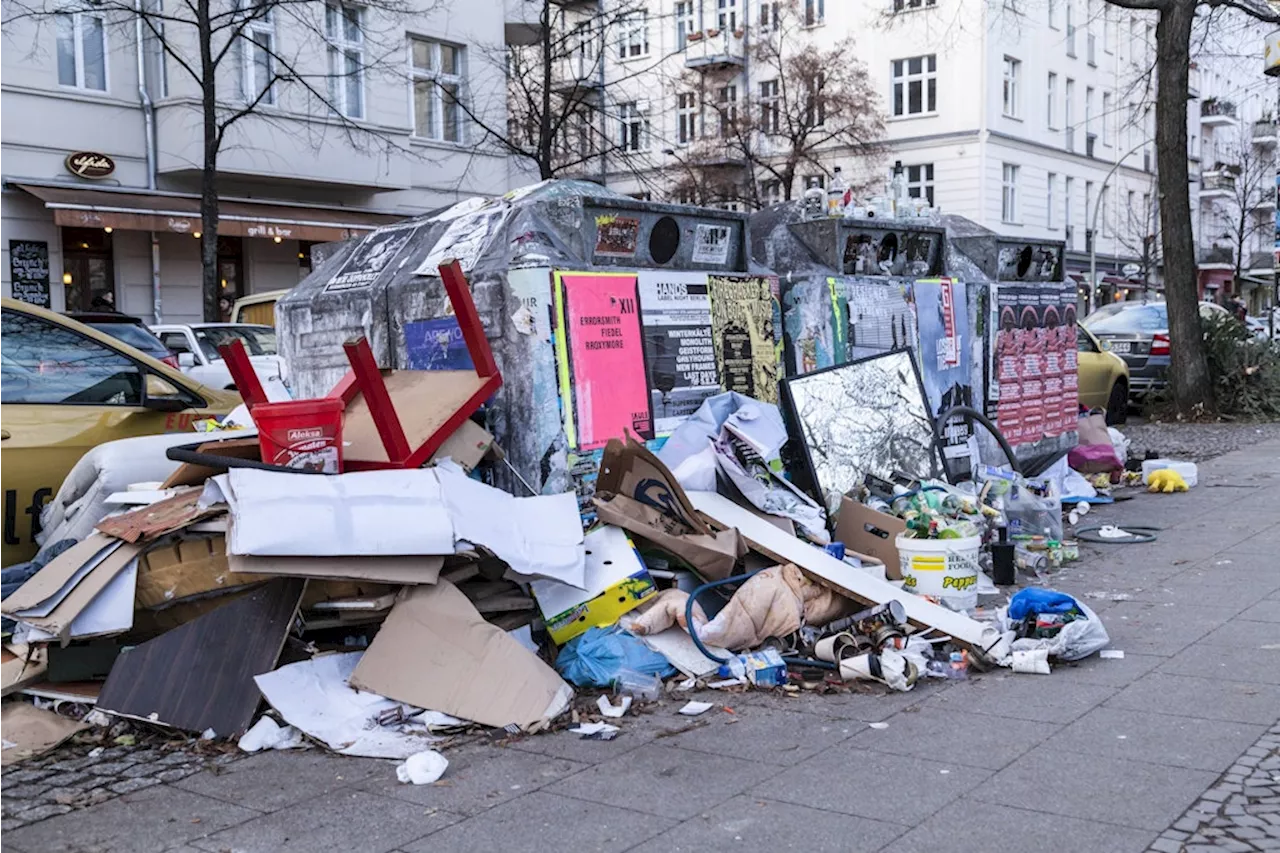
[667,0,884,209]
[4,0,425,320]
[1099,0,1279,416]
[1111,178,1163,293]
[1200,142,1275,297]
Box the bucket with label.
[896,533,981,610]
[251,398,344,474]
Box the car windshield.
[88,322,173,359]
[1082,303,1168,334]
[195,326,278,359]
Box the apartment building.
[1,0,531,321]
[557,0,1272,311]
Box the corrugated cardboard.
[228,553,443,585]
[19,544,143,640]
[593,438,746,581]
[136,535,268,608]
[349,580,573,730]
[834,498,906,581]
[1,535,118,616]
[1,645,48,697]
[1,703,88,765]
[430,420,496,473]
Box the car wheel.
[1105,380,1128,425]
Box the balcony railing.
[1202,172,1237,193]
[1198,246,1233,266]
[1201,99,1238,127]
[1253,119,1277,145]
[684,30,746,70]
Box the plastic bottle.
[826,167,848,217]
[803,182,825,220]
[890,160,907,218]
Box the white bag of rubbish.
[396,750,449,785]
[1108,427,1130,466]
[1000,589,1110,662]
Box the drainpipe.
[595,0,607,187]
[977,9,989,228]
[135,0,163,323]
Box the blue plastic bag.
[555,626,676,688]
[1008,588,1080,621]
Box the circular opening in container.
[649,216,681,264]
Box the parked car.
[1081,300,1230,400]
[1076,323,1130,424]
[2,298,239,566]
[151,323,287,396]
[230,290,289,326]
[66,312,180,369]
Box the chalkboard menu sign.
[8,240,51,307]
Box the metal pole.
[1091,137,1153,310]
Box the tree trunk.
[1154,0,1213,414]
[537,0,555,181]
[198,0,220,322]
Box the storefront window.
[61,227,115,312]
[217,236,245,321]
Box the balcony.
[1253,119,1277,147]
[548,0,595,7]
[1201,99,1238,128]
[551,55,603,95]
[684,30,746,70]
[1200,171,1236,200]
[504,0,542,45]
[1253,192,1276,212]
[1198,246,1234,268]
[1247,251,1274,273]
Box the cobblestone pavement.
[1147,724,1280,853]
[1121,418,1280,463]
[1,436,1277,852]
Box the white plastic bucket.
[896,533,981,610]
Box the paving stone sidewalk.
[3,438,1279,853]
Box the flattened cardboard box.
[136,535,268,608]
[834,498,906,581]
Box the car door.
[1,310,210,565]
[1075,325,1110,409]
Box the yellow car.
[1076,322,1130,424]
[2,298,240,566]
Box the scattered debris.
[678,701,714,716]
[395,750,449,785]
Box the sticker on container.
[691,224,732,264]
[324,222,422,293]
[593,215,640,258]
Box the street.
[2,436,1277,853]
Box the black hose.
[934,404,1021,477]
[165,442,325,474]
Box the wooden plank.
[341,370,487,465]
[96,578,304,737]
[686,490,1001,657]
[161,437,263,489]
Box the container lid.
[250,397,344,417]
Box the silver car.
[1081,301,1230,399]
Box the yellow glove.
[1147,469,1188,493]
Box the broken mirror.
[781,348,944,507]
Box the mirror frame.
[779,346,947,513]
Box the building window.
[717,83,738,136]
[1065,2,1076,57]
[1101,91,1111,142]
[1084,85,1093,132]
[675,0,696,49]
[717,0,738,32]
[893,0,936,11]
[56,12,107,91]
[677,92,698,144]
[675,187,699,205]
[760,179,784,205]
[760,79,780,133]
[1047,172,1057,228]
[906,163,934,205]
[325,3,364,119]
[1126,189,1135,237]
[619,10,649,59]
[804,74,827,126]
[803,174,825,190]
[891,54,937,117]
[411,37,465,143]
[1046,72,1057,128]
[1002,57,1020,118]
[141,0,167,98]
[758,1,779,30]
[1064,176,1074,244]
[620,101,649,152]
[236,2,275,105]
[1064,77,1075,150]
[804,0,824,25]
[1048,0,1057,27]
[1002,163,1019,223]
[1085,180,1094,243]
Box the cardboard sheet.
[255,652,456,759]
[228,553,443,585]
[1,645,48,697]
[435,463,585,587]
[17,544,144,641]
[530,526,640,619]
[834,498,907,581]
[210,469,455,557]
[161,436,262,489]
[687,490,1001,655]
[1,703,88,766]
[617,615,728,678]
[349,581,573,730]
[136,535,266,608]
[2,535,120,616]
[26,562,138,642]
[95,487,220,542]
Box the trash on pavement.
[237,716,306,752]
[1011,648,1051,675]
[396,750,449,785]
[1,702,88,765]
[555,626,675,689]
[568,722,619,740]
[1000,589,1110,662]
[1141,459,1198,488]
[1099,649,1126,660]
[532,526,655,645]
[1147,468,1190,493]
[678,701,714,715]
[596,695,632,718]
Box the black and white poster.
[8,240,51,308]
[637,271,719,435]
[324,222,421,293]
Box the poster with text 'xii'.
[555,271,652,451]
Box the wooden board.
[96,578,304,737]
[161,437,263,489]
[687,490,1001,657]
[95,488,220,543]
[342,369,488,464]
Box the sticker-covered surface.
[638,271,719,435]
[324,222,422,293]
[593,216,640,259]
[404,317,474,371]
[691,224,732,265]
[915,279,974,470]
[708,275,778,403]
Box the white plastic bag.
[396,750,449,785]
[1004,600,1110,662]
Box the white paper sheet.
[254,652,462,759]
[531,526,637,618]
[435,462,585,588]
[24,560,138,642]
[214,469,455,557]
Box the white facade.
[568,0,1273,308]
[0,0,530,321]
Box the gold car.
[1076,323,1130,424]
[2,298,240,566]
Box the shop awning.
[16,183,404,242]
